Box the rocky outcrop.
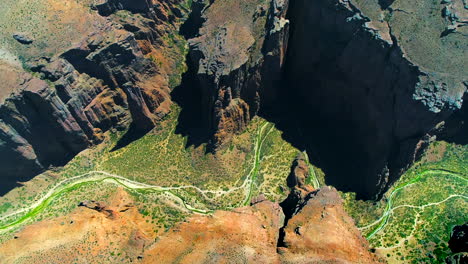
[278,187,381,263]
[0,74,111,181]
[0,0,189,193]
[12,33,34,45]
[141,187,380,263]
[280,154,314,219]
[143,199,285,263]
[60,27,167,131]
[187,0,289,149]
[277,159,380,263]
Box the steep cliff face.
[283,0,467,199]
[187,0,289,149]
[184,0,467,199]
[1,0,466,200]
[0,0,189,192]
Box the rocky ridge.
[0,0,190,192]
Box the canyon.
[186,0,467,199]
[0,158,383,263]
[0,0,466,262]
[0,0,466,199]
[0,0,190,194]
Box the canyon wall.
[187,0,290,149]
[1,0,466,199]
[0,0,189,191]
[187,0,467,199]
[283,0,467,199]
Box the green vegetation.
[0,173,210,235]
[352,0,466,78]
[0,104,302,240]
[98,106,298,209]
[343,142,468,263]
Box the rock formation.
[184,0,468,199]
[283,0,467,199]
[278,187,381,263]
[187,0,290,149]
[0,0,189,193]
[280,154,314,219]
[142,188,380,263]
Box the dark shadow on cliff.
[171,54,212,149]
[111,124,151,151]
[0,180,22,196]
[0,156,45,196]
[257,0,390,200]
[378,0,396,9]
[171,3,213,150]
[438,93,468,145]
[179,0,207,39]
[259,95,375,200]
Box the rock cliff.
[283,0,467,199]
[184,0,468,199]
[187,0,290,149]
[0,0,189,193]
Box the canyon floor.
[0,111,466,263]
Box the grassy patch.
[343,142,468,263]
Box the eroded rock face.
[183,0,467,199]
[0,0,188,193]
[188,0,289,149]
[281,154,314,219]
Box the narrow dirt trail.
[0,122,276,233]
[358,169,467,239]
